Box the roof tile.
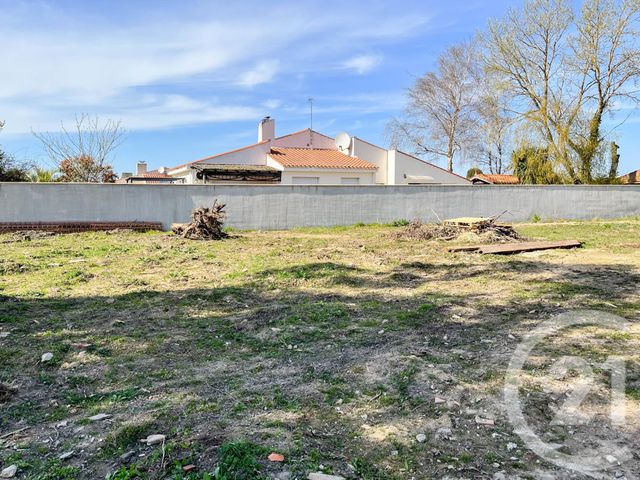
[268,147,376,170]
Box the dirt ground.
[0,219,639,479]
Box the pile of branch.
[393,216,521,243]
[172,201,228,240]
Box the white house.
[130,117,469,185]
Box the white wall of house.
[392,151,469,185]
[352,138,388,184]
[272,130,336,150]
[280,169,376,185]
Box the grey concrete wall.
[1,183,639,230]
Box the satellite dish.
[335,132,352,152]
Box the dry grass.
[0,219,639,479]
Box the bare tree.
[33,114,125,182]
[469,77,514,174]
[485,0,640,183]
[388,41,479,172]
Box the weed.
[213,441,269,480]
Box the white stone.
[506,442,518,451]
[59,451,74,460]
[88,413,112,422]
[0,465,17,478]
[605,455,618,464]
[142,434,166,445]
[415,433,427,443]
[308,473,346,480]
[41,352,54,362]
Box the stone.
[120,451,136,463]
[268,453,285,462]
[308,474,346,480]
[183,464,197,473]
[415,433,427,443]
[276,472,291,480]
[605,455,618,464]
[434,396,446,404]
[88,413,112,422]
[475,416,495,426]
[0,332,9,339]
[436,427,452,439]
[59,451,74,460]
[142,434,166,445]
[41,352,54,363]
[56,420,69,428]
[506,442,517,451]
[0,465,17,478]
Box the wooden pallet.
[448,240,582,255]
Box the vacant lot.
[1,219,639,479]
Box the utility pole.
[308,97,314,147]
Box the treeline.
[389,0,639,183]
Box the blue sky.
[1,0,638,175]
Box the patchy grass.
[0,219,639,479]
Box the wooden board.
[448,240,582,255]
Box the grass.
[0,219,639,479]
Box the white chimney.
[136,161,147,176]
[258,116,275,142]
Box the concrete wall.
[1,183,638,231]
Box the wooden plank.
[447,245,483,252]
[477,240,582,255]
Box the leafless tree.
[33,114,125,182]
[388,41,480,172]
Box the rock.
[0,465,17,478]
[268,453,285,462]
[120,451,136,463]
[141,434,166,445]
[88,413,112,422]
[56,420,69,428]
[275,472,291,480]
[506,442,517,451]
[436,427,452,439]
[183,464,197,473]
[41,352,54,363]
[0,332,9,339]
[434,396,446,404]
[475,416,495,426]
[415,433,427,443]
[308,474,346,480]
[59,451,74,460]
[493,473,507,480]
[605,454,618,464]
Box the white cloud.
[0,2,430,134]
[237,60,280,87]
[342,54,383,74]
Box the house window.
[340,177,360,185]
[291,176,320,184]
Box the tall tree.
[485,0,640,183]
[33,114,124,183]
[469,78,514,174]
[388,41,479,172]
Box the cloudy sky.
[1,0,638,175]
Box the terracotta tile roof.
[618,169,640,184]
[472,174,520,184]
[268,147,377,170]
[115,170,175,184]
